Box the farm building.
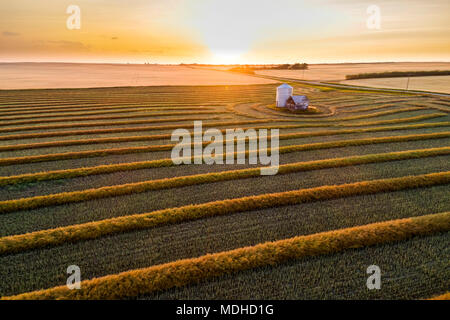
[286,95,309,110]
[276,83,293,107]
[276,83,309,110]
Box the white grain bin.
[276,83,293,107]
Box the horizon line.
[1,60,450,66]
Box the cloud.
[2,31,20,36]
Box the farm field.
[0,83,449,300]
[0,63,277,89]
[342,76,450,94]
[254,62,450,81]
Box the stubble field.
[342,76,450,94]
[0,83,449,299]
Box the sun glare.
[188,0,270,64]
[211,51,244,65]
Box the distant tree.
[273,64,291,70]
[228,66,255,74]
[290,63,308,70]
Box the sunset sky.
[1,0,449,64]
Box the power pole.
[406,75,410,90]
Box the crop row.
[0,130,448,184]
[0,105,440,134]
[326,107,427,121]
[0,88,274,105]
[254,105,443,125]
[0,101,209,110]
[429,292,450,300]
[0,113,444,141]
[433,101,450,109]
[0,118,272,135]
[0,103,217,115]
[407,102,450,113]
[340,104,409,113]
[226,103,263,119]
[337,113,444,126]
[0,110,224,127]
[141,229,449,300]
[2,121,448,152]
[0,101,148,109]
[1,146,449,212]
[0,106,213,121]
[265,105,426,121]
[1,131,448,166]
[1,186,447,297]
[0,171,448,255]
[3,211,449,299]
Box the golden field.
[342,76,450,94]
[0,80,449,300]
[0,63,277,89]
[255,62,450,81]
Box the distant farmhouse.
[276,83,309,111]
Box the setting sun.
[187,0,264,64]
[210,52,244,64]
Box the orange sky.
[1,0,449,64]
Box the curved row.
[1,147,449,213]
[0,110,225,127]
[0,112,445,140]
[0,106,214,120]
[2,211,449,299]
[0,171,448,255]
[2,121,448,152]
[1,131,448,166]
[0,118,272,134]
